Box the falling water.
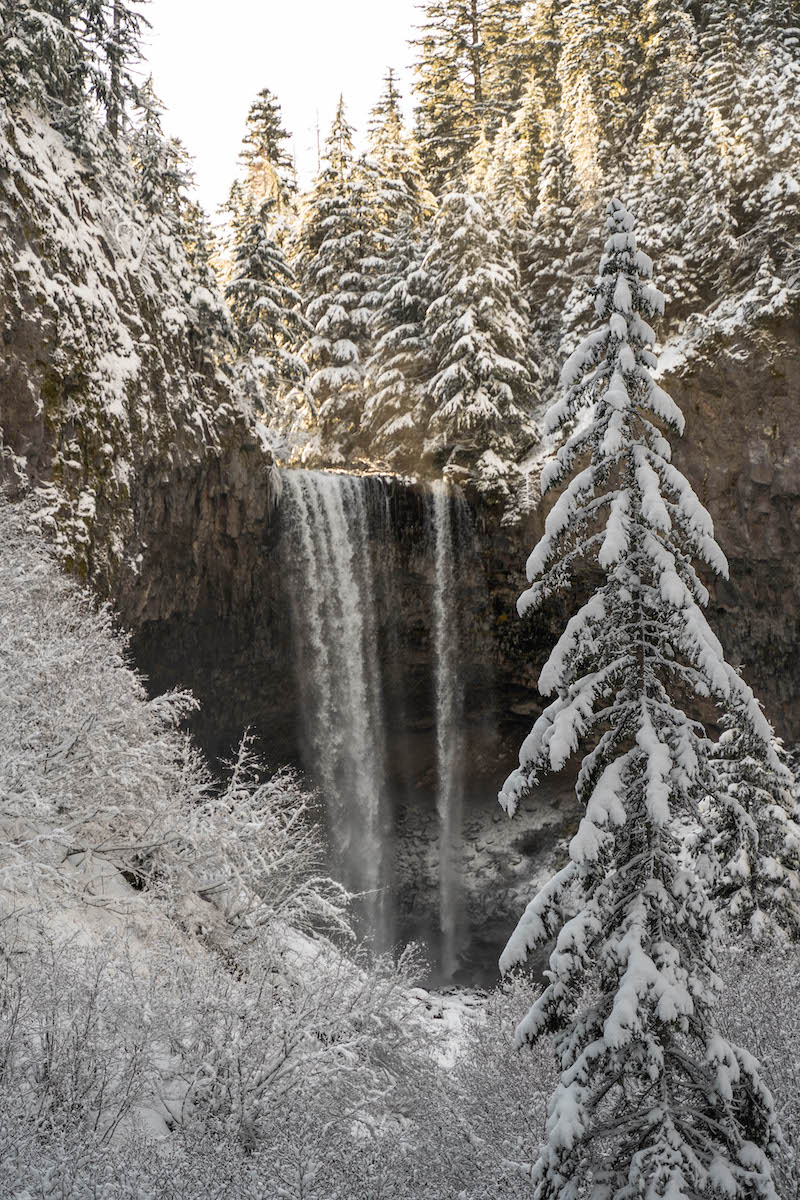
[431,479,469,980]
[280,468,477,973]
[280,470,391,947]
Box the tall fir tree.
[421,188,538,504]
[366,68,432,222]
[470,120,530,242]
[413,0,484,193]
[225,198,309,410]
[526,0,562,109]
[238,86,296,213]
[556,0,637,195]
[297,97,379,456]
[698,0,749,134]
[481,0,538,126]
[361,72,435,464]
[524,115,588,395]
[82,0,148,137]
[708,703,800,943]
[412,0,531,194]
[213,86,296,290]
[130,77,190,221]
[499,199,781,1197]
[735,8,800,271]
[489,0,562,214]
[213,178,248,288]
[181,200,238,374]
[362,67,432,287]
[629,0,735,313]
[361,223,435,467]
[1,2,148,144]
[0,1,94,147]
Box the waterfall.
[279,468,477,975]
[431,479,469,980]
[280,470,391,947]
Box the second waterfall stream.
[279,469,475,978]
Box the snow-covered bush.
[0,921,160,1142]
[0,497,204,905]
[155,936,429,1147]
[0,498,348,941]
[719,945,800,1199]
[162,738,351,942]
[422,975,555,1199]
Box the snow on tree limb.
[498,197,782,1199]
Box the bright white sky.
[143,0,419,218]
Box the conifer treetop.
[369,67,403,140]
[239,86,295,208]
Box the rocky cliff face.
[670,318,800,739]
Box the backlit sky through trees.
[145,0,417,216]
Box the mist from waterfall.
[431,479,469,980]
[280,470,391,947]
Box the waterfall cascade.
[280,469,476,973]
[280,471,392,946]
[431,479,470,979]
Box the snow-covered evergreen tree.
[1,2,82,107]
[523,115,590,399]
[699,0,749,136]
[212,86,296,292]
[239,86,295,211]
[361,68,432,305]
[412,0,532,194]
[131,76,190,221]
[297,97,379,457]
[1,1,99,150]
[526,117,579,286]
[422,189,538,503]
[499,198,781,1197]
[470,120,530,248]
[483,0,537,110]
[82,0,148,138]
[360,73,435,464]
[366,68,432,225]
[212,177,249,288]
[628,1,735,313]
[177,200,236,374]
[734,7,800,272]
[225,198,309,414]
[484,0,561,216]
[413,0,488,193]
[709,704,800,943]
[1,2,147,143]
[361,225,434,466]
[556,0,636,194]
